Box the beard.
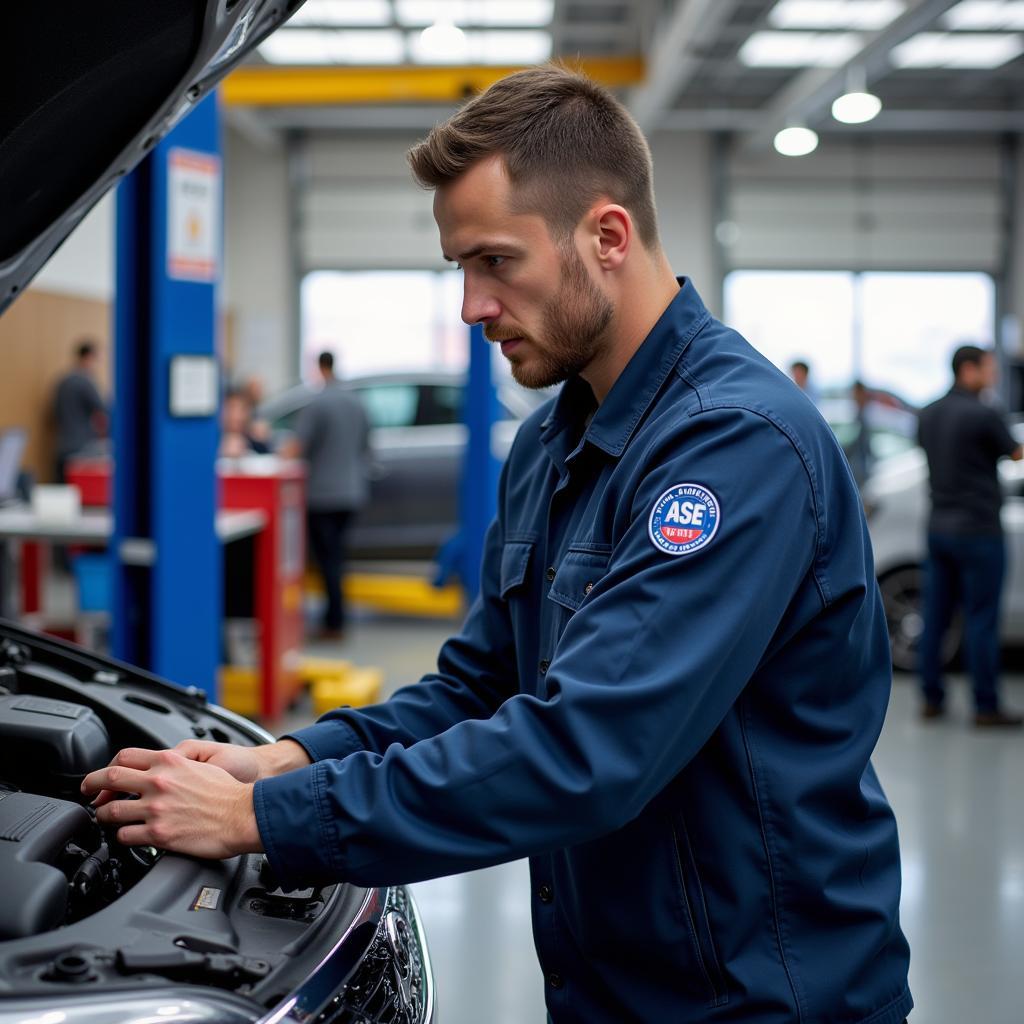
[486,245,614,390]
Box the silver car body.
[864,428,1024,668]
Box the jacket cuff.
[254,763,345,889]
[283,717,367,764]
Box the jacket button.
[548,972,563,989]
[537,884,553,903]
[546,566,556,582]
[539,659,550,675]
[583,582,593,595]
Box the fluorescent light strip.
[408,28,553,64]
[891,30,1024,67]
[258,29,405,64]
[739,30,865,67]
[769,0,906,31]
[258,27,552,64]
[287,0,393,27]
[395,0,554,27]
[944,1,1024,31]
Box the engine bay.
[0,626,369,1008]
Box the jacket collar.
[540,278,710,465]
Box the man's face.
[961,353,998,393]
[434,155,612,390]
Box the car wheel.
[878,565,961,673]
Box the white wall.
[297,130,719,297]
[649,132,718,313]
[223,128,294,394]
[725,138,1005,273]
[33,193,115,300]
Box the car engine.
[0,628,432,1024]
[0,693,147,942]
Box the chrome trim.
[255,886,386,1024]
[404,889,436,1024]
[204,701,277,745]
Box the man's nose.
[461,280,501,326]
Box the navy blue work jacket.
[256,280,912,1024]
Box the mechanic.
[918,344,1023,726]
[83,66,913,1024]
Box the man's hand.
[80,748,263,859]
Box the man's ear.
[588,203,631,271]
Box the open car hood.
[0,0,307,316]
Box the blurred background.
[2,2,1024,1022]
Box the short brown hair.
[408,64,659,248]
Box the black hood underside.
[0,0,307,316]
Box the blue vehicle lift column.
[112,95,222,698]
[437,324,502,603]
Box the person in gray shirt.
[286,351,370,640]
[52,339,107,481]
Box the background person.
[918,344,1023,726]
[52,339,107,482]
[219,386,270,458]
[847,379,875,489]
[788,357,819,405]
[83,66,911,1024]
[283,352,369,641]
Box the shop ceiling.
[221,1,1024,144]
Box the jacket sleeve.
[255,409,820,890]
[281,468,521,764]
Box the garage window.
[724,270,995,407]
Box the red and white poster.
[167,148,221,283]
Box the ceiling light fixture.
[891,30,1024,68]
[944,1,1024,32]
[831,66,882,123]
[774,125,820,156]
[287,0,393,27]
[739,31,864,67]
[415,19,470,62]
[832,90,883,122]
[769,0,905,31]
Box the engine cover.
[0,789,93,939]
[0,694,110,797]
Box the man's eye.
[486,255,506,268]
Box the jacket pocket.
[500,539,535,598]
[672,814,728,1006]
[547,546,611,613]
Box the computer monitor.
[0,429,27,504]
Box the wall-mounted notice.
[167,148,221,283]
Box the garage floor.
[292,610,1024,1024]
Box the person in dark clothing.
[52,339,107,481]
[284,352,370,640]
[83,67,912,1024]
[918,344,1023,726]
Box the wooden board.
[0,288,111,484]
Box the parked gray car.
[261,372,548,560]
[863,425,1024,672]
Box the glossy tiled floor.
[293,613,1024,1024]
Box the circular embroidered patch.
[648,482,720,557]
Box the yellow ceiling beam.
[222,57,646,106]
